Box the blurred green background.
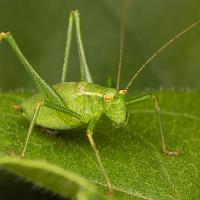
[0,0,200,92]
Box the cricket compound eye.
[104,95,113,103]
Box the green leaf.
[0,156,105,200]
[0,91,200,199]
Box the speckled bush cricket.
[0,9,200,194]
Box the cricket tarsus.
[12,104,23,111]
[164,151,179,157]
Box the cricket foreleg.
[126,94,178,156]
[86,118,113,194]
[21,101,44,157]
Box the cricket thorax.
[77,82,104,98]
[55,81,117,121]
[63,81,127,125]
[73,81,127,126]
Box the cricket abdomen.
[22,81,111,130]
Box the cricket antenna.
[116,0,133,91]
[124,20,200,91]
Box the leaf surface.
[0,91,200,199]
[0,156,105,200]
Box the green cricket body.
[22,81,127,130]
[1,9,198,194]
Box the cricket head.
[103,89,128,126]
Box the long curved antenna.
[116,0,133,90]
[125,20,200,91]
